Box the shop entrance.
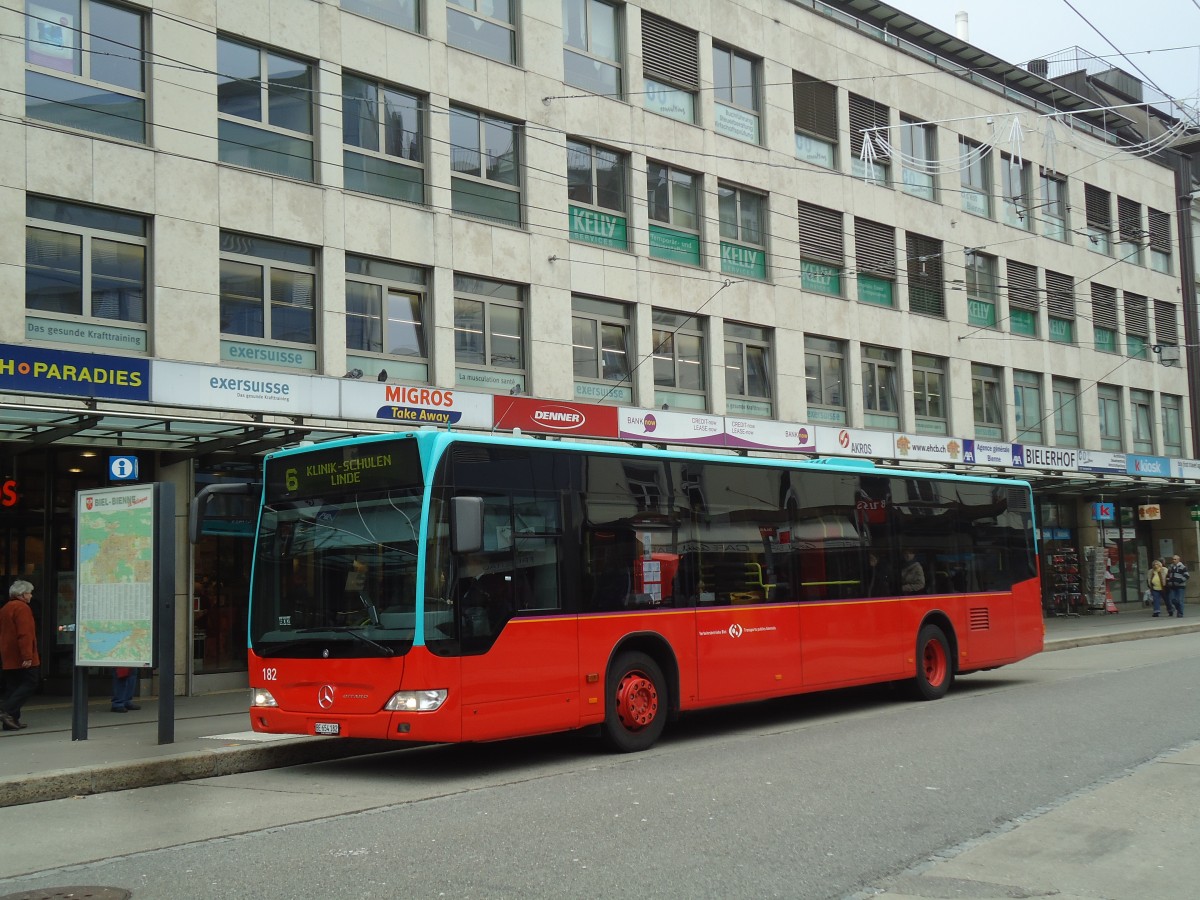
[192,533,252,673]
[0,447,129,690]
[191,464,259,676]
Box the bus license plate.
[314,722,340,735]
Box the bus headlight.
[384,689,448,712]
[252,688,278,708]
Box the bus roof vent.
[1006,487,1030,511]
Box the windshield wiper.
[294,626,395,656]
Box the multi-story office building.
[3,0,1198,693]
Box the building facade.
[3,0,1199,694]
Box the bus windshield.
[250,439,424,657]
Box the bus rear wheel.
[603,651,667,752]
[912,624,953,700]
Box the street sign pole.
[155,482,176,745]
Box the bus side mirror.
[190,482,254,544]
[451,496,484,554]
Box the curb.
[1043,621,1200,652]
[0,737,387,808]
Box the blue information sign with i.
[109,455,139,481]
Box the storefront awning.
[0,398,389,462]
[1019,471,1200,504]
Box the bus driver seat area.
[459,571,522,638]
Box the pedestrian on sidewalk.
[1147,559,1166,616]
[1166,555,1189,618]
[0,580,39,731]
[110,667,140,713]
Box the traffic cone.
[1105,580,1118,613]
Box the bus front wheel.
[603,652,667,752]
[913,624,953,701]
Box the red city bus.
[232,431,1042,752]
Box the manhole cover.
[0,889,131,900]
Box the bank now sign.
[492,396,618,438]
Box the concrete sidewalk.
[864,740,1200,900]
[1,610,1197,809]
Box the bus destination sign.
[266,439,421,501]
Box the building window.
[453,274,525,392]
[449,105,522,226]
[1013,370,1043,444]
[724,323,772,417]
[567,139,628,249]
[345,255,427,383]
[1154,300,1179,356]
[848,94,889,184]
[718,184,766,279]
[641,12,698,124]
[1097,384,1123,451]
[653,310,706,410]
[341,0,419,32]
[960,137,991,217]
[216,36,313,181]
[798,202,843,296]
[563,0,621,96]
[862,346,899,429]
[1052,377,1079,448]
[1039,169,1068,241]
[1130,389,1154,453]
[804,336,846,424]
[1084,183,1111,254]
[26,196,147,350]
[912,353,947,435]
[1117,196,1144,265]
[712,44,760,143]
[972,363,1003,439]
[1124,292,1149,359]
[342,74,424,204]
[647,161,701,265]
[793,71,837,168]
[855,218,895,307]
[446,0,516,64]
[965,250,998,328]
[1045,270,1075,344]
[572,296,631,402]
[1001,153,1031,229]
[1007,259,1039,337]
[1091,283,1118,354]
[906,233,944,317]
[1162,394,1183,457]
[25,0,146,142]
[1148,208,1172,274]
[220,232,316,365]
[899,116,936,200]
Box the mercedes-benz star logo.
[318,684,335,709]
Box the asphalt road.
[1,634,1197,900]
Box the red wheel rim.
[615,670,658,731]
[922,639,947,686]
